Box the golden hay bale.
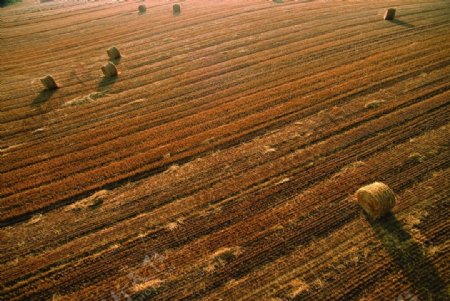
[40,75,58,90]
[384,8,396,20]
[102,62,118,78]
[107,46,121,60]
[138,4,146,13]
[355,182,396,219]
[173,3,181,15]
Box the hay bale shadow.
[368,213,448,299]
[138,5,146,15]
[97,76,117,92]
[0,0,22,7]
[88,198,103,209]
[33,89,57,105]
[389,19,415,28]
[173,4,181,16]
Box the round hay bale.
[355,182,396,219]
[138,4,146,13]
[384,8,396,20]
[102,62,118,78]
[173,3,180,15]
[107,46,121,60]
[40,75,58,90]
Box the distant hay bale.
[66,190,109,211]
[173,3,181,15]
[355,182,396,219]
[131,279,163,293]
[138,4,146,13]
[102,62,118,78]
[27,213,43,225]
[288,279,309,298]
[40,75,58,90]
[107,46,121,60]
[206,247,242,272]
[365,99,385,109]
[407,152,425,164]
[384,8,396,20]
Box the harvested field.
[0,0,449,300]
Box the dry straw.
[355,182,396,219]
[173,4,181,15]
[107,46,121,60]
[40,75,58,90]
[102,62,118,78]
[384,8,396,20]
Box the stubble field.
[0,0,449,300]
